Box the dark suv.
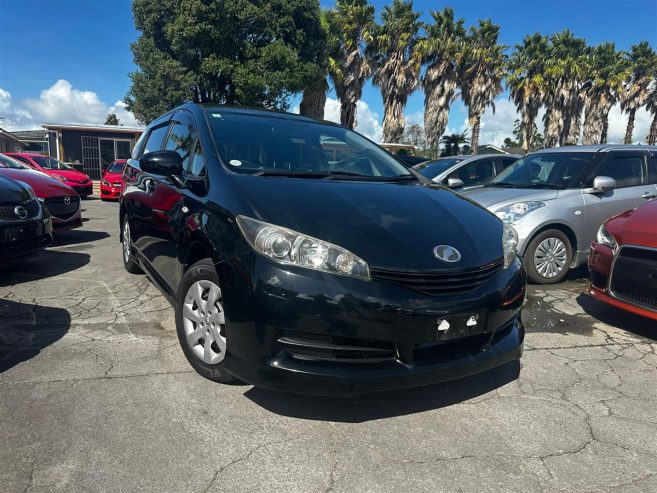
[120,104,526,396]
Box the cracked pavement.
[1,199,656,492]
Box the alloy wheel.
[533,237,567,279]
[123,221,131,264]
[182,280,226,364]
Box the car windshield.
[0,153,31,169]
[208,112,413,180]
[489,152,595,189]
[30,155,74,170]
[413,158,464,179]
[107,162,125,173]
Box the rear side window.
[649,155,657,184]
[142,125,170,155]
[448,158,496,187]
[498,156,517,169]
[596,154,647,188]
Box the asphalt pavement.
[1,198,656,492]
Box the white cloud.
[293,97,383,142]
[0,80,138,131]
[606,104,651,144]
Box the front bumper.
[70,184,93,197]
[219,254,526,397]
[0,216,53,267]
[100,185,121,199]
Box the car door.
[581,150,656,246]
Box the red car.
[589,198,657,321]
[6,152,93,197]
[100,160,126,200]
[0,153,82,232]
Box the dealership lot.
[1,199,656,493]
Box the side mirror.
[447,177,464,188]
[140,151,182,177]
[584,175,616,194]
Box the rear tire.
[524,229,572,284]
[122,217,142,274]
[175,259,236,383]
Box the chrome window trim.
[607,244,657,313]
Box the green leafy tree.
[416,8,465,149]
[459,19,506,154]
[125,0,325,123]
[440,131,469,157]
[503,119,543,150]
[104,113,120,125]
[621,42,657,143]
[506,33,548,151]
[324,0,375,129]
[369,0,422,143]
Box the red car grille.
[610,246,657,310]
[44,196,80,220]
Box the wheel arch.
[524,222,579,267]
[182,234,221,272]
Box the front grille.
[610,246,657,309]
[370,258,504,296]
[44,196,80,220]
[0,199,40,222]
[277,333,396,365]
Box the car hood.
[0,175,34,203]
[232,175,504,271]
[606,199,657,248]
[102,172,123,182]
[50,169,90,182]
[461,186,559,210]
[0,168,77,197]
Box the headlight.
[15,180,37,201]
[502,223,519,268]
[495,201,545,224]
[237,215,370,280]
[101,180,110,186]
[596,224,617,250]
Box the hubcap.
[182,280,226,364]
[534,237,567,278]
[123,221,131,263]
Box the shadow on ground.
[244,361,519,422]
[577,293,657,341]
[53,230,110,247]
[0,298,71,373]
[0,250,90,287]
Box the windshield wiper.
[520,183,564,189]
[253,170,330,178]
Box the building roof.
[0,127,22,143]
[10,129,47,141]
[476,144,509,154]
[42,122,145,133]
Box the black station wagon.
[119,104,526,396]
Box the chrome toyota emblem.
[433,245,461,262]
[64,196,71,205]
[14,205,28,219]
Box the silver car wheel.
[182,280,226,364]
[533,237,567,279]
[123,221,131,263]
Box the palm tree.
[581,43,629,145]
[323,0,375,129]
[458,19,506,154]
[646,80,657,144]
[416,8,465,150]
[541,31,587,147]
[440,131,469,156]
[369,0,422,143]
[621,42,657,144]
[506,33,549,151]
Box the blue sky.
[1,0,656,143]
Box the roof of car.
[194,103,322,123]
[531,144,657,154]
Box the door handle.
[641,192,657,200]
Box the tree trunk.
[601,118,609,144]
[624,108,636,144]
[299,77,328,120]
[521,108,532,151]
[647,112,657,145]
[382,95,406,143]
[470,116,481,155]
[423,63,457,149]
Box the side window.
[142,124,170,155]
[596,154,646,188]
[164,120,197,171]
[13,155,32,165]
[498,157,517,171]
[188,143,206,177]
[648,155,657,184]
[449,158,496,187]
[132,132,148,159]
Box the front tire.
[524,229,572,284]
[175,259,236,383]
[122,218,142,274]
